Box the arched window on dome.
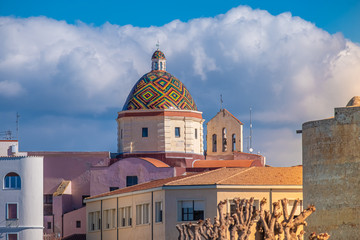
[212,134,217,152]
[222,128,227,152]
[155,62,158,70]
[160,62,163,70]
[4,172,21,189]
[232,134,236,152]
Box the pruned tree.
[176,197,327,240]
[257,198,283,240]
[309,232,331,240]
[281,199,316,240]
[232,197,258,240]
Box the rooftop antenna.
[220,94,223,110]
[16,112,20,140]
[248,107,253,153]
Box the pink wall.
[90,157,175,196]
[63,207,86,238]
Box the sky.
[0,0,360,166]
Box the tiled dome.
[151,50,166,60]
[122,71,197,111]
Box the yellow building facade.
[86,167,302,240]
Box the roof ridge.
[165,167,225,185]
[217,167,254,184]
[223,109,243,124]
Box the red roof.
[139,158,170,168]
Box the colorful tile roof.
[152,50,166,60]
[122,71,197,111]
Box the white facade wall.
[0,156,43,240]
[117,109,204,154]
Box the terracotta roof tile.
[139,157,170,168]
[86,174,197,200]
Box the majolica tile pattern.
[123,71,197,111]
[152,50,166,59]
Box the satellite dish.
[249,148,253,153]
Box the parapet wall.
[302,105,360,239]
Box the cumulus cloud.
[1,6,360,166]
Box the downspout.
[61,214,64,238]
[269,189,273,214]
[117,197,119,240]
[151,191,154,240]
[101,200,103,240]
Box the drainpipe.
[61,214,64,238]
[269,189,273,214]
[101,200,103,240]
[151,191,154,240]
[117,197,119,240]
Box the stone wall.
[302,100,360,239]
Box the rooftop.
[87,166,302,201]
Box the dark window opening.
[126,176,138,187]
[82,195,90,206]
[232,134,236,152]
[76,220,81,228]
[7,203,18,219]
[180,200,204,221]
[47,222,52,229]
[222,128,227,152]
[109,187,119,192]
[175,127,181,138]
[212,134,217,152]
[195,129,198,139]
[7,234,18,240]
[142,128,148,137]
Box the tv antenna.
[248,107,253,153]
[220,94,223,110]
[16,112,20,140]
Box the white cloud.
[1,6,360,166]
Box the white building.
[0,140,43,240]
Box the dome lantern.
[151,48,166,71]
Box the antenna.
[220,94,223,110]
[249,107,253,153]
[16,112,20,140]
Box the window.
[120,129,123,139]
[119,206,132,227]
[109,187,119,192]
[178,200,204,221]
[82,195,90,206]
[160,62,163,70]
[47,222,52,229]
[126,176,138,187]
[136,203,150,225]
[88,211,101,231]
[229,199,259,216]
[212,134,217,152]
[76,220,81,228]
[232,134,236,152]
[287,200,303,217]
[104,209,116,229]
[44,194,53,216]
[4,172,21,189]
[155,202,163,223]
[142,128,148,137]
[195,129,198,139]
[175,127,180,138]
[6,203,18,220]
[7,234,18,240]
[222,128,227,152]
[44,194,53,204]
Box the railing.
[43,233,62,240]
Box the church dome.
[152,50,166,60]
[122,70,197,111]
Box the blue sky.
[1,0,359,43]
[1,1,360,166]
